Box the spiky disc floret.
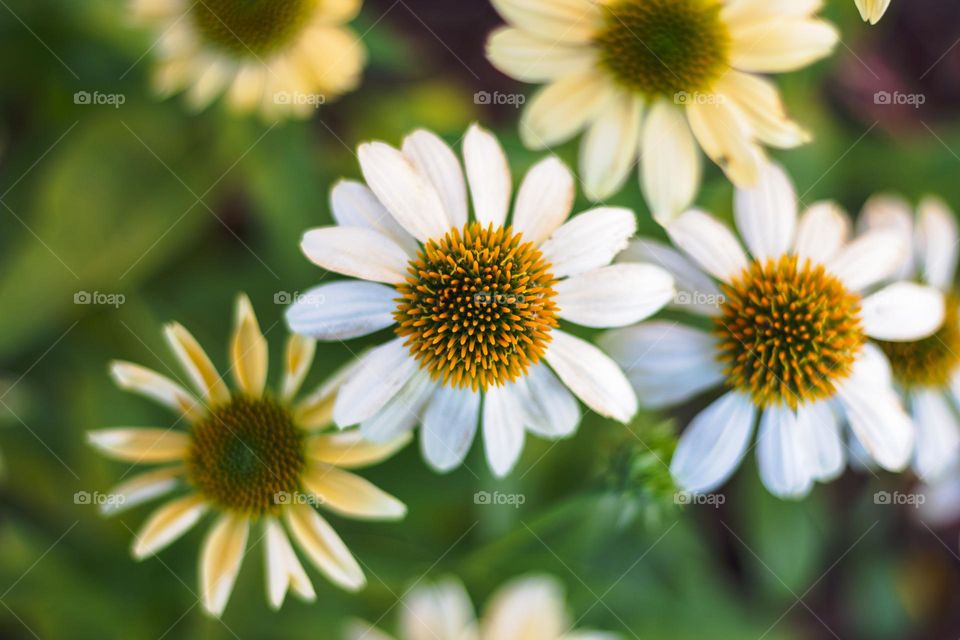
[878,294,960,388]
[714,256,866,409]
[191,0,317,56]
[186,396,305,514]
[594,0,731,97]
[394,222,559,391]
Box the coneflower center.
[594,0,730,98]
[191,0,317,56]
[877,294,960,388]
[186,396,305,514]
[394,222,559,391]
[714,256,866,409]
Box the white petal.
[422,386,480,472]
[307,430,412,468]
[100,466,182,516]
[917,196,959,290]
[733,162,797,260]
[827,229,908,292]
[464,124,512,228]
[516,363,580,439]
[671,392,756,494]
[618,239,722,315]
[402,129,468,229]
[132,494,207,559]
[756,406,814,499]
[555,263,674,328]
[599,322,724,409]
[793,201,850,265]
[800,401,845,482]
[333,338,419,427]
[330,180,419,255]
[401,579,477,640]
[87,428,190,463]
[200,514,249,617]
[344,622,395,640]
[358,141,449,243]
[911,390,960,481]
[486,26,595,83]
[519,72,617,149]
[163,322,230,404]
[544,329,637,423]
[641,100,701,225]
[860,283,945,342]
[230,293,268,397]
[359,372,434,443]
[489,0,602,43]
[109,361,202,422]
[483,384,527,477]
[581,94,643,201]
[285,504,365,591]
[539,207,636,278]
[859,194,915,280]
[666,209,749,283]
[482,575,568,640]
[285,281,397,341]
[300,226,411,284]
[303,464,406,520]
[264,518,315,610]
[512,156,575,245]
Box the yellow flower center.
[186,396,305,514]
[191,0,317,56]
[714,256,866,409]
[594,0,731,98]
[877,294,960,388]
[394,222,559,392]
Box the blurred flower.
[345,574,619,640]
[88,294,408,617]
[601,163,945,499]
[286,124,675,477]
[856,0,891,24]
[484,0,837,221]
[861,196,960,481]
[132,0,366,118]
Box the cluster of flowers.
[87,0,953,629]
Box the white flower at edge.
[601,163,946,499]
[88,295,409,617]
[286,124,676,478]
[132,0,366,118]
[855,0,892,24]
[345,574,620,640]
[858,195,960,481]
[485,0,838,222]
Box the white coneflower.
[132,0,366,118]
[346,574,619,640]
[286,124,675,477]
[485,0,837,221]
[601,163,945,499]
[88,294,408,616]
[855,0,891,24]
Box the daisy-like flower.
[858,195,960,480]
[132,0,366,118]
[88,295,409,617]
[856,0,891,24]
[600,163,946,499]
[485,0,838,220]
[346,574,619,640]
[285,124,675,477]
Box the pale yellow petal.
[87,428,190,463]
[302,464,407,520]
[200,513,249,617]
[164,322,230,405]
[132,494,207,559]
[307,430,411,468]
[109,361,203,422]
[230,294,268,397]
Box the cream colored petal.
[486,26,595,83]
[490,0,603,44]
[109,361,203,422]
[132,494,207,559]
[88,428,190,463]
[520,72,618,150]
[315,0,362,23]
[728,18,839,73]
[722,0,824,26]
[185,57,234,111]
[164,322,230,405]
[855,0,891,24]
[264,517,315,610]
[295,25,366,96]
[481,575,569,640]
[580,93,643,201]
[281,334,316,401]
[303,464,406,520]
[307,430,412,468]
[464,124,512,228]
[512,156,575,245]
[226,64,267,112]
[101,466,183,516]
[284,503,366,591]
[714,71,810,149]
[130,0,182,21]
[686,99,764,187]
[641,100,701,225]
[200,513,249,617]
[230,294,268,397]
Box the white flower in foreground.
[855,0,891,24]
[88,295,408,617]
[485,0,838,220]
[346,574,619,640]
[601,163,946,499]
[132,0,366,118]
[859,195,960,481]
[286,124,674,477]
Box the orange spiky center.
[878,293,960,389]
[394,222,559,391]
[714,255,866,409]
